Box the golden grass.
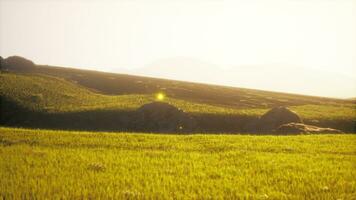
[0,127,355,199]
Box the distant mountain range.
[128,57,356,99]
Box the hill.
[1,56,355,132]
[2,56,351,109]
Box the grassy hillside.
[1,72,354,118]
[0,73,261,115]
[0,127,355,199]
[1,72,355,132]
[7,63,353,109]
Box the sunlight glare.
[156,93,165,101]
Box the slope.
[0,73,259,115]
[0,72,355,132]
[1,56,355,132]
[2,56,352,110]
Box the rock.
[258,106,302,132]
[133,101,196,132]
[243,118,260,132]
[275,123,342,134]
[2,56,36,72]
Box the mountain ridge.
[1,55,351,104]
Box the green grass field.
[1,72,355,132]
[1,58,355,199]
[0,127,355,199]
[0,73,261,115]
[1,73,354,120]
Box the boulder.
[2,56,36,72]
[133,102,195,132]
[275,123,342,134]
[258,106,302,132]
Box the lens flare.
[156,93,165,101]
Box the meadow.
[1,73,354,120]
[0,73,260,115]
[1,58,355,199]
[1,72,355,132]
[0,127,355,199]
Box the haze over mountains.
[124,57,356,98]
[1,55,355,98]
[1,0,355,98]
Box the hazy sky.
[1,0,355,98]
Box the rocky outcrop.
[275,123,342,134]
[133,102,196,132]
[258,106,302,132]
[2,56,36,72]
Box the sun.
[156,93,165,101]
